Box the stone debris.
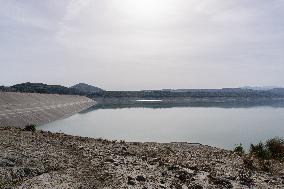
[0,127,283,188]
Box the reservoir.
[39,100,284,150]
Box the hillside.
[0,82,104,96]
[11,82,79,95]
[71,83,104,94]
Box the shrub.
[249,137,284,161]
[265,137,284,160]
[24,124,36,132]
[250,142,270,160]
[234,143,245,155]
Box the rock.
[175,184,189,189]
[0,158,15,167]
[187,166,199,171]
[161,171,167,177]
[238,170,254,187]
[182,185,188,189]
[105,158,115,163]
[189,184,203,189]
[122,146,127,151]
[0,127,283,188]
[141,156,147,161]
[182,168,194,174]
[127,176,135,185]
[168,165,179,171]
[264,179,270,183]
[175,184,183,189]
[177,170,193,182]
[127,180,135,185]
[209,175,233,189]
[136,175,146,182]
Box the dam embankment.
[0,92,95,127]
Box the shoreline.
[0,127,283,188]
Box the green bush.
[250,142,270,160]
[24,124,36,132]
[266,137,284,160]
[249,137,284,160]
[234,143,245,155]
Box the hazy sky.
[1,0,283,90]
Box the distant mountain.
[2,83,284,98]
[242,86,281,91]
[70,83,104,94]
[270,88,284,96]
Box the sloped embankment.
[0,92,95,127]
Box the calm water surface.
[39,104,284,150]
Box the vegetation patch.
[23,124,36,132]
[234,137,284,161]
[234,137,284,175]
[234,143,245,155]
[250,137,284,161]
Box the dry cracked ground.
[0,127,284,189]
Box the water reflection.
[82,98,284,113]
[40,98,284,150]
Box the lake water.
[39,101,284,150]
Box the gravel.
[0,127,283,189]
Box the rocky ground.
[0,127,283,189]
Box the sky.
[0,0,284,90]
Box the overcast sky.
[0,0,283,90]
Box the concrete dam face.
[0,92,95,127]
